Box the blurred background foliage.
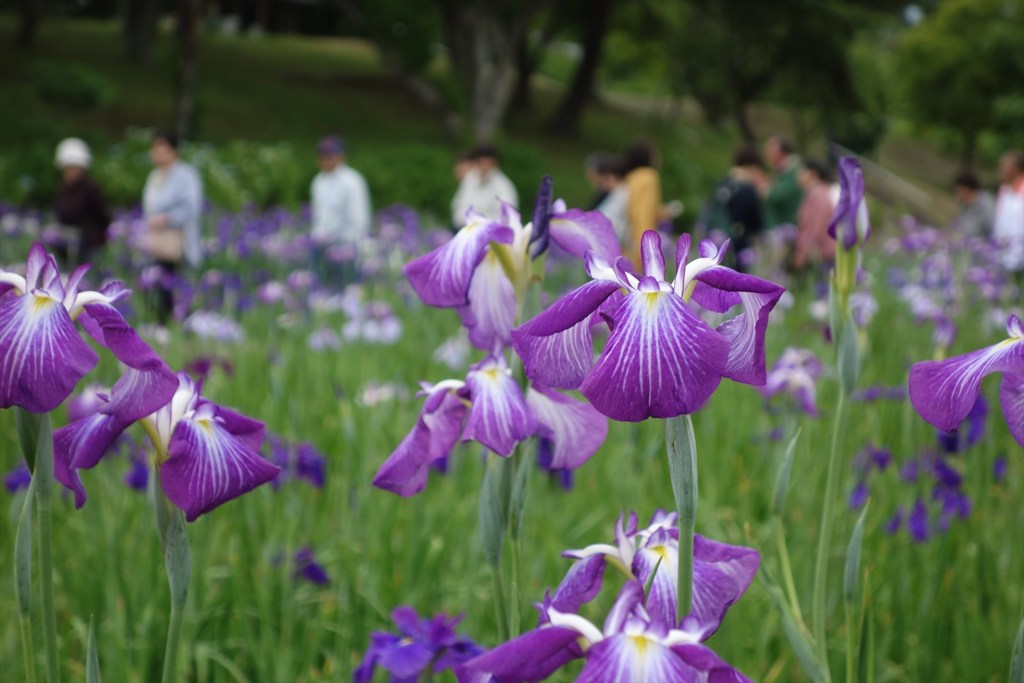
[0,0,1022,218]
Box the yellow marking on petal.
[197,419,214,435]
[631,635,650,656]
[483,367,501,381]
[651,545,669,560]
[644,291,663,313]
[32,295,58,314]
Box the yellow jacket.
[625,167,662,267]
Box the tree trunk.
[547,0,613,136]
[734,102,755,143]
[124,0,160,64]
[467,6,520,143]
[15,0,40,49]
[174,0,201,139]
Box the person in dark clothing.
[53,138,110,267]
[700,145,765,272]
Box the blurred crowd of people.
[39,131,1024,326]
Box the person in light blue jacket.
[142,131,203,322]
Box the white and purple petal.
[526,384,607,470]
[828,157,870,249]
[160,404,280,521]
[404,218,515,307]
[576,634,696,683]
[693,268,785,386]
[684,535,761,640]
[0,290,98,413]
[909,338,1024,432]
[580,290,730,421]
[80,302,177,421]
[457,251,517,351]
[671,644,753,683]
[373,390,468,497]
[548,209,622,263]
[463,360,536,455]
[53,412,132,508]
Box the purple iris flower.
[294,547,330,586]
[53,371,280,520]
[355,606,484,683]
[0,242,177,415]
[760,347,824,416]
[4,463,31,494]
[994,456,1007,483]
[512,231,784,421]
[373,354,607,497]
[909,314,1024,448]
[828,157,871,250]
[560,511,760,630]
[467,579,753,683]
[908,498,930,542]
[404,202,621,351]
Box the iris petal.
[53,412,132,508]
[580,291,730,421]
[548,209,622,263]
[160,408,279,521]
[404,218,514,307]
[909,338,1024,432]
[373,391,467,496]
[0,291,98,413]
[463,361,536,455]
[80,302,177,420]
[465,626,582,683]
[693,268,784,386]
[457,250,517,351]
[577,634,695,683]
[526,384,607,469]
[999,372,1024,447]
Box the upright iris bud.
[528,175,554,260]
[828,157,871,314]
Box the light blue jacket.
[143,161,204,267]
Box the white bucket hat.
[55,138,92,169]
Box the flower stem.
[152,474,191,683]
[30,413,61,683]
[812,390,847,682]
[666,415,698,619]
[775,516,804,626]
[490,564,509,643]
[20,613,37,683]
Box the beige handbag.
[144,225,184,263]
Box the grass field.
[0,202,1021,682]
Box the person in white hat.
[54,138,110,267]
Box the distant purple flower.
[512,232,784,421]
[908,498,930,542]
[183,311,245,344]
[184,355,234,381]
[994,456,1007,482]
[828,157,871,249]
[4,464,31,494]
[294,547,330,586]
[1,242,177,414]
[123,452,149,491]
[308,327,342,352]
[54,371,280,519]
[900,457,920,484]
[909,314,1024,447]
[294,443,326,489]
[760,347,823,416]
[355,607,484,683]
[884,507,903,535]
[849,481,869,510]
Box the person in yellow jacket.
[622,139,668,267]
